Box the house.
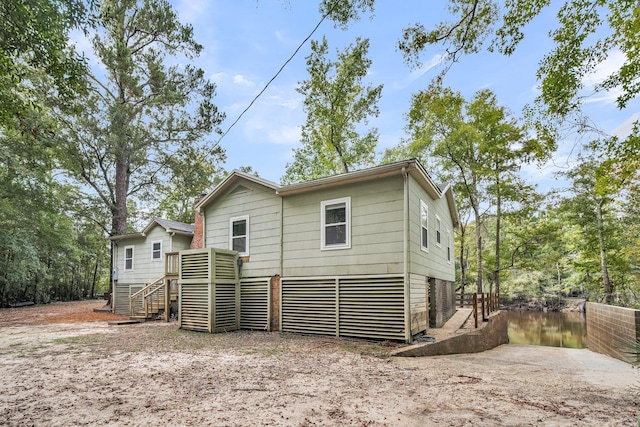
[192,159,459,342]
[110,218,194,316]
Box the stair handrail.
[131,276,165,317]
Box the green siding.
[282,178,404,277]
[172,233,193,251]
[115,226,173,285]
[409,273,428,335]
[113,225,192,313]
[203,179,281,277]
[407,175,455,281]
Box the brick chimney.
[190,194,206,249]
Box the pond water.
[506,311,587,349]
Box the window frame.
[320,197,351,250]
[229,215,250,256]
[435,214,442,247]
[124,245,134,271]
[151,240,162,261]
[420,200,429,253]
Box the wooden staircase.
[130,276,167,320]
[129,252,180,322]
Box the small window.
[321,197,351,250]
[124,246,134,270]
[151,241,162,260]
[446,228,452,263]
[435,215,442,247]
[420,200,428,252]
[230,215,249,256]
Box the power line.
[213,8,333,149]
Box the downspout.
[402,166,411,343]
[111,242,117,313]
[201,207,206,247]
[279,196,284,277]
[276,195,284,332]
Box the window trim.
[229,215,250,256]
[420,200,429,253]
[321,197,351,250]
[151,240,162,261]
[124,245,134,271]
[435,214,442,247]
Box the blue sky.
[75,1,640,190]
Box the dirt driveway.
[0,301,638,426]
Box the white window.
[446,228,452,263]
[321,197,351,250]
[435,214,442,247]
[151,240,162,260]
[124,246,134,270]
[230,215,249,256]
[420,200,429,252]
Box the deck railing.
[457,292,500,328]
[165,252,179,276]
[130,276,165,318]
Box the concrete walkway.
[392,307,507,357]
[427,307,474,341]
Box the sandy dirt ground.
[0,301,638,426]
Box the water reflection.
[507,311,587,349]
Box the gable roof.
[195,159,459,227]
[196,170,279,211]
[277,159,459,227]
[109,217,194,241]
[147,218,194,235]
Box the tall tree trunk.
[458,224,467,302]
[475,215,483,294]
[494,175,501,297]
[90,257,99,299]
[595,200,613,302]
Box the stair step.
[109,319,144,325]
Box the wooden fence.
[457,292,500,328]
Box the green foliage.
[153,147,227,224]
[391,85,547,293]
[0,119,108,306]
[320,0,375,29]
[282,36,382,184]
[49,0,225,235]
[329,0,640,165]
[0,0,89,130]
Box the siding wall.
[114,226,185,285]
[203,180,281,278]
[282,178,404,277]
[172,234,193,252]
[409,273,428,335]
[112,226,192,314]
[407,175,455,282]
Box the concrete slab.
[107,319,143,326]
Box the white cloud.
[233,74,255,87]
[210,71,226,82]
[267,125,301,145]
[582,50,627,105]
[392,54,444,89]
[266,94,301,110]
[174,0,212,24]
[583,50,626,87]
[611,112,640,138]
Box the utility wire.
[213,7,333,149]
